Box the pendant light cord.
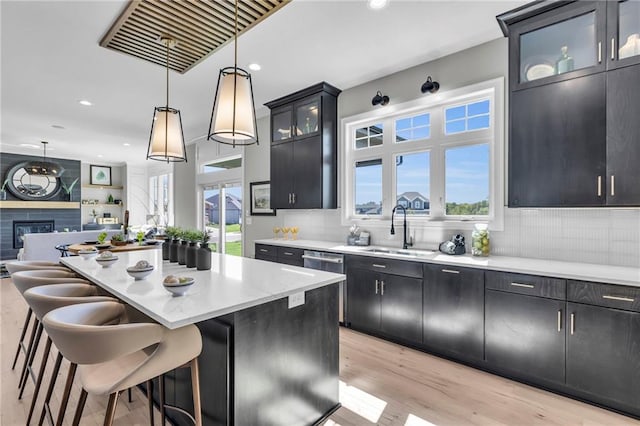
[165,38,170,163]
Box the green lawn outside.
[208,241,242,257]
[207,224,241,232]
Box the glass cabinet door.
[272,108,292,143]
[519,11,598,84]
[610,0,640,66]
[294,98,320,138]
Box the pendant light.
[207,0,258,147]
[147,36,187,163]
[24,141,65,177]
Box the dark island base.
[150,284,339,426]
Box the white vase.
[618,33,640,60]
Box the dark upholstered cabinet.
[266,83,341,209]
[422,264,484,360]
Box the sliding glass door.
[203,182,243,256]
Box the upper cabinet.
[265,82,341,209]
[498,1,640,207]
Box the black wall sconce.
[420,76,440,94]
[371,91,389,106]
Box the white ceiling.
[1,0,526,167]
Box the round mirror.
[5,161,61,200]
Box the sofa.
[19,230,122,262]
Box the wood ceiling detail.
[100,0,290,74]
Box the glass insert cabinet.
[499,0,640,91]
[269,96,321,143]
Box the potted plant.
[185,230,200,268]
[136,231,145,246]
[90,209,98,223]
[166,226,180,262]
[111,233,127,246]
[61,177,79,201]
[177,229,188,266]
[196,230,212,271]
[1,178,8,201]
[97,231,108,244]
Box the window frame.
[341,77,504,231]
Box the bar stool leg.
[159,375,166,426]
[146,380,155,426]
[190,359,202,426]
[55,362,77,426]
[12,308,33,370]
[19,320,43,395]
[103,391,120,426]
[26,336,52,425]
[18,318,40,389]
[38,352,63,426]
[71,389,88,426]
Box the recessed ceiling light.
[51,124,65,129]
[123,143,130,146]
[79,100,93,106]
[368,0,388,10]
[248,63,261,71]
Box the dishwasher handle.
[301,254,343,264]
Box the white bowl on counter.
[126,266,154,280]
[163,277,194,297]
[95,256,118,268]
[78,249,98,259]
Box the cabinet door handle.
[283,252,293,256]
[292,193,296,204]
[598,41,602,63]
[611,38,616,60]
[442,269,460,274]
[375,279,379,294]
[570,313,575,335]
[288,193,291,204]
[259,249,268,252]
[510,282,534,289]
[372,264,386,269]
[557,310,562,332]
[381,280,385,296]
[610,175,615,196]
[597,175,602,197]
[603,295,634,303]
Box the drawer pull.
[283,252,294,256]
[610,175,615,197]
[597,175,602,197]
[603,295,634,303]
[372,264,387,269]
[511,282,534,289]
[442,269,460,274]
[570,313,575,335]
[557,310,562,332]
[259,249,268,252]
[375,279,379,295]
[598,41,602,63]
[381,280,385,296]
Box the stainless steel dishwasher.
[302,250,345,323]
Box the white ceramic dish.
[78,249,98,259]
[163,277,194,297]
[126,266,154,280]
[525,63,555,81]
[95,256,118,268]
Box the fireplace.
[13,220,55,249]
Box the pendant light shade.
[147,107,186,162]
[208,67,258,145]
[147,36,187,163]
[24,141,65,177]
[207,0,258,147]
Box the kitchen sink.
[362,247,434,258]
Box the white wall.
[124,165,148,227]
[173,144,198,228]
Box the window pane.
[446,120,466,134]
[355,139,368,149]
[468,115,490,131]
[396,151,430,216]
[355,159,382,215]
[356,127,368,138]
[468,100,490,116]
[445,100,491,135]
[370,135,383,146]
[354,124,384,149]
[395,113,430,143]
[445,105,465,121]
[445,144,489,216]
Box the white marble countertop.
[255,238,640,287]
[61,251,345,329]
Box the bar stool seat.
[43,301,203,426]
[5,260,69,274]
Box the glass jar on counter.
[472,224,490,256]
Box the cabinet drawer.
[568,280,640,313]
[347,255,422,278]
[485,271,566,300]
[255,244,277,257]
[277,246,304,266]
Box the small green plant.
[199,230,210,244]
[136,231,145,244]
[111,233,124,242]
[165,226,180,239]
[97,231,108,244]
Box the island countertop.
[61,250,345,329]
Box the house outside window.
[342,78,504,230]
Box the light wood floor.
[1,277,638,426]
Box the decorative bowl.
[126,266,154,280]
[163,277,194,297]
[95,256,118,268]
[95,243,112,250]
[112,240,127,246]
[78,249,98,259]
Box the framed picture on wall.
[90,165,112,186]
[250,181,275,216]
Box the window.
[445,99,490,134]
[343,78,504,229]
[354,159,382,215]
[149,173,173,226]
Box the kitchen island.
[61,251,345,426]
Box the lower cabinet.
[347,267,423,344]
[423,264,484,360]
